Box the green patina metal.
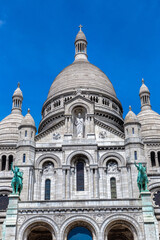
[134,162,149,192]
[11,163,23,195]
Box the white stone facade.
[0,27,160,240]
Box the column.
[90,168,94,198]
[95,168,99,198]
[99,167,104,198]
[66,169,70,199]
[62,169,66,199]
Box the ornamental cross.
[79,24,83,31]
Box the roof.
[47,60,117,99]
[137,109,160,139]
[0,113,23,143]
[124,107,139,124]
[20,109,36,128]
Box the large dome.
[39,28,123,134]
[47,61,117,100]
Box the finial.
[18,82,20,88]
[27,108,30,113]
[129,105,132,111]
[142,78,144,84]
[79,24,83,31]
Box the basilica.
[0,26,160,240]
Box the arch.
[60,215,99,240]
[0,186,12,193]
[8,155,13,170]
[68,102,91,115]
[0,188,12,211]
[18,216,58,240]
[36,153,61,168]
[68,226,92,240]
[66,150,94,166]
[148,182,160,191]
[99,152,125,167]
[150,151,156,167]
[107,221,134,240]
[2,155,6,171]
[101,214,143,240]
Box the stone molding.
[99,152,126,167]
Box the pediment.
[95,118,124,140]
[64,95,94,115]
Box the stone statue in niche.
[75,113,84,138]
[43,163,54,174]
[107,161,118,173]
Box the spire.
[139,78,151,111]
[12,82,23,114]
[74,25,88,61]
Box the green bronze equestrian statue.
[11,163,23,195]
[134,162,148,192]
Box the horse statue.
[134,162,148,192]
[11,163,23,195]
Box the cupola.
[139,78,151,111]
[74,25,88,61]
[12,82,23,114]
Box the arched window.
[0,192,10,210]
[134,151,137,160]
[8,155,13,170]
[110,177,117,199]
[25,130,27,137]
[158,152,160,167]
[2,155,6,171]
[23,154,26,163]
[151,151,156,167]
[76,161,84,191]
[45,179,51,200]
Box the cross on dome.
[79,24,83,31]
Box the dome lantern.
[74,25,88,61]
[12,82,23,114]
[139,78,151,111]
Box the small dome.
[124,106,139,124]
[137,109,160,140]
[13,83,23,98]
[0,113,23,143]
[75,26,87,42]
[139,79,150,95]
[20,109,36,128]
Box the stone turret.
[139,78,151,111]
[16,109,36,201]
[12,83,23,114]
[124,106,144,198]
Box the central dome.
[47,60,117,99]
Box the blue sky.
[0,0,160,130]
